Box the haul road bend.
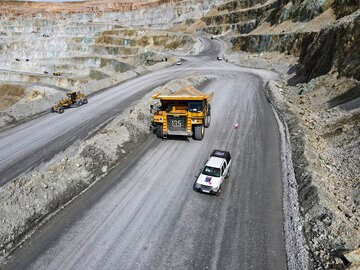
[2,38,287,269]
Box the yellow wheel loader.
[51,91,88,114]
[151,86,214,140]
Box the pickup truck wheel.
[216,186,222,197]
[82,98,88,104]
[77,100,83,106]
[57,107,64,114]
[205,115,211,128]
[156,125,163,138]
[50,107,55,113]
[194,125,204,140]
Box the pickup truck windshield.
[202,166,220,177]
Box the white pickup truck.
[194,150,231,196]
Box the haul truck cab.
[152,86,214,140]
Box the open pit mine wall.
[225,0,360,83]
[297,13,360,82]
[1,0,226,29]
[0,0,184,16]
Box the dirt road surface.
[2,38,287,269]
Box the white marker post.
[225,123,238,150]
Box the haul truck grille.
[167,115,187,131]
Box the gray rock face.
[298,12,360,81]
[264,78,360,269]
[208,0,359,84]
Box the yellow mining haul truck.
[151,86,214,140]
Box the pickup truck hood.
[196,174,221,187]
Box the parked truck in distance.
[151,86,214,140]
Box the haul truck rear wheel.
[194,125,204,140]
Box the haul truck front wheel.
[194,125,204,140]
[156,125,163,138]
[205,115,211,128]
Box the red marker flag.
[225,123,239,150]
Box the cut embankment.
[265,79,360,269]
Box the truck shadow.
[151,129,192,142]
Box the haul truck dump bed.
[152,86,214,140]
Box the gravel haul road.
[2,38,287,269]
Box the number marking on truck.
[171,120,182,128]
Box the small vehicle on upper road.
[217,57,223,61]
[194,150,231,196]
[176,60,183,65]
[51,91,88,113]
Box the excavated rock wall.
[264,74,360,270]
[230,31,316,57]
[0,5,202,130]
[0,0,225,130]
[216,0,268,12]
[275,0,333,23]
[0,0,184,16]
[215,0,359,83]
[202,3,275,26]
[297,12,360,82]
